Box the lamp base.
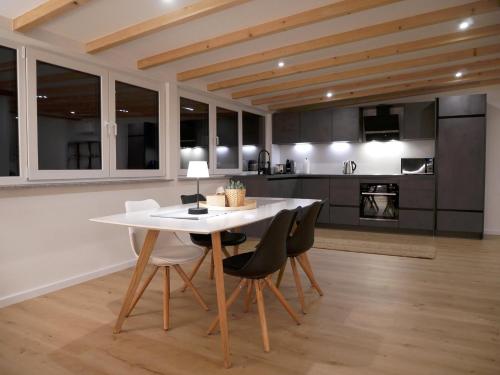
[188,207,208,215]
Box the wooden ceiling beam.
[138,0,400,69]
[13,0,89,31]
[233,43,500,99]
[269,68,500,110]
[209,24,500,91]
[177,0,500,80]
[252,57,500,105]
[85,0,249,54]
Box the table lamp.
[187,161,209,215]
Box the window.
[109,73,164,178]
[27,49,109,180]
[216,107,239,170]
[180,97,209,170]
[26,49,165,181]
[0,43,22,181]
[36,61,102,171]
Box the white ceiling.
[1,0,499,108]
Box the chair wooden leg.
[297,253,324,296]
[209,253,215,280]
[276,261,287,289]
[173,264,209,311]
[126,265,159,317]
[181,248,210,292]
[290,257,306,314]
[243,280,253,313]
[207,279,247,335]
[264,277,301,325]
[255,280,270,353]
[163,267,170,331]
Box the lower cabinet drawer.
[437,210,484,233]
[331,206,359,226]
[359,218,398,229]
[399,210,435,230]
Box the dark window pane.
[216,107,239,169]
[0,45,19,177]
[242,111,265,171]
[115,81,159,170]
[36,61,101,170]
[180,97,209,169]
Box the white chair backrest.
[125,199,185,257]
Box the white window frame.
[214,103,242,175]
[0,38,27,185]
[26,48,110,180]
[108,72,165,178]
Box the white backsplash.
[272,140,435,175]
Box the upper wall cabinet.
[332,107,360,142]
[242,111,265,146]
[438,94,486,117]
[299,108,332,143]
[401,102,435,140]
[272,111,300,144]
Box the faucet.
[257,149,271,175]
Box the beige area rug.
[242,228,437,259]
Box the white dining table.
[90,197,318,368]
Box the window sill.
[0,177,174,190]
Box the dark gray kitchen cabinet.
[300,177,330,223]
[402,101,435,140]
[243,111,265,146]
[399,210,434,231]
[332,107,360,142]
[438,94,486,117]
[331,206,359,226]
[437,117,485,211]
[240,176,271,197]
[269,178,301,198]
[399,176,435,210]
[300,108,332,142]
[272,111,300,144]
[331,178,360,206]
[437,211,483,234]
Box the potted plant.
[225,179,246,207]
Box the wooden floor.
[1,231,500,375]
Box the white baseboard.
[484,228,500,235]
[0,258,136,309]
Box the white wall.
[0,178,227,307]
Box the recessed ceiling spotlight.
[455,71,463,78]
[70,111,76,115]
[459,20,471,30]
[326,91,333,98]
[277,60,285,68]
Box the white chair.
[125,199,209,331]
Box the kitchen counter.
[229,173,433,179]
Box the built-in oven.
[360,183,399,221]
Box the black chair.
[207,209,301,353]
[180,194,247,286]
[276,201,325,313]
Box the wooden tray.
[200,199,257,211]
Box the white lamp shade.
[187,161,209,178]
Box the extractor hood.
[363,105,400,141]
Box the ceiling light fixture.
[455,71,463,78]
[326,91,333,98]
[277,60,285,68]
[70,111,76,115]
[459,20,470,30]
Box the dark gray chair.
[207,208,301,353]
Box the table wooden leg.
[114,229,159,334]
[211,231,231,368]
